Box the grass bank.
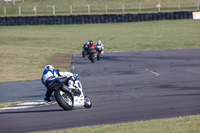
[36,115,200,133]
[0,20,200,82]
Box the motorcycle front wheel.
[84,94,92,108]
[54,90,73,110]
[89,54,95,63]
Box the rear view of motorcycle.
[54,77,92,110]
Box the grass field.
[1,0,197,7]
[0,19,200,82]
[0,0,199,16]
[36,115,200,133]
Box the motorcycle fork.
[71,91,74,106]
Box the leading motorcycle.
[53,76,92,110]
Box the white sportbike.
[53,76,92,110]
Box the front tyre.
[84,94,92,108]
[89,54,95,63]
[54,90,73,110]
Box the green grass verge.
[35,115,200,133]
[1,0,196,7]
[0,101,28,108]
[0,0,198,16]
[0,20,200,82]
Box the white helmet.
[44,65,54,70]
[97,40,101,44]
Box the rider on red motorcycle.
[88,40,97,54]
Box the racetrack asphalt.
[0,48,200,133]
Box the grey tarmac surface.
[0,80,44,103]
[0,48,200,133]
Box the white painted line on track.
[71,53,76,73]
[0,100,56,112]
[145,68,160,76]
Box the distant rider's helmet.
[90,40,93,45]
[97,40,101,45]
[44,65,54,70]
[87,40,92,45]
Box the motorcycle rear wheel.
[54,90,73,110]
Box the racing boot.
[44,89,54,102]
[44,97,51,102]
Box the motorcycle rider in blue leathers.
[41,65,78,102]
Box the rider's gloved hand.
[72,74,78,80]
